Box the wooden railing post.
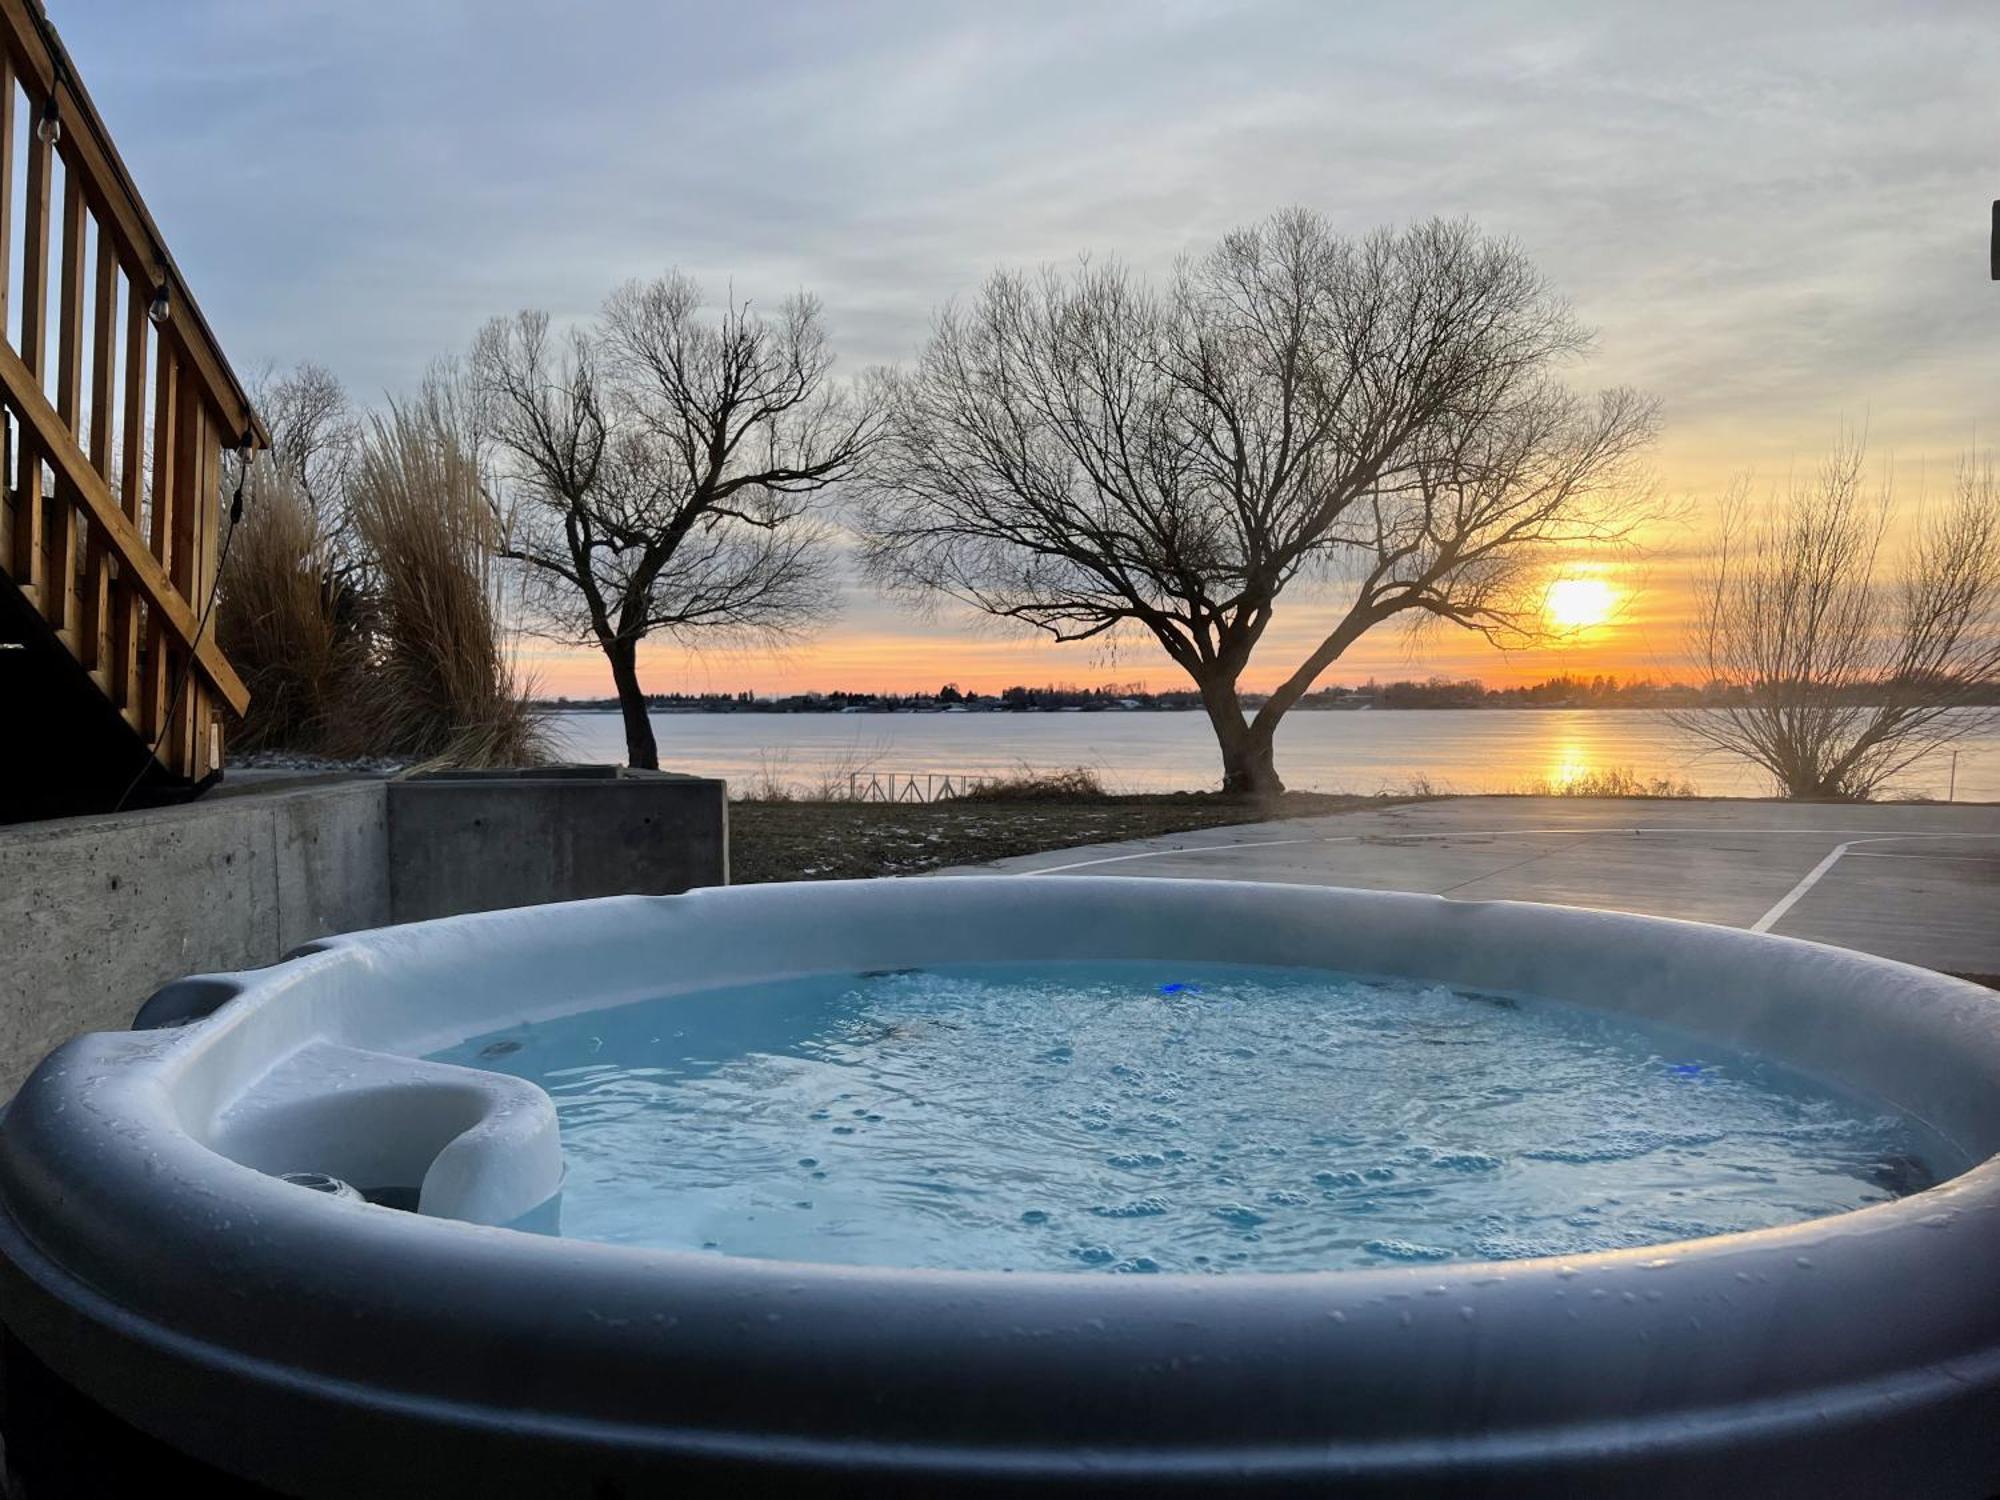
[0,53,13,332]
[50,160,86,653]
[143,345,178,755]
[166,361,203,775]
[11,97,49,603]
[112,273,148,717]
[80,218,119,682]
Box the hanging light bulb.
[230,431,254,524]
[34,92,59,147]
[148,281,171,327]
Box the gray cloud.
[67,0,1994,430]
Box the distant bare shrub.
[1669,438,2000,800]
[730,745,889,802]
[1515,766,1698,798]
[734,749,799,803]
[217,461,365,754]
[955,765,1107,802]
[346,390,547,767]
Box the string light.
[148,281,171,327]
[230,432,253,525]
[34,91,59,147]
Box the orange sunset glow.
[525,541,1690,699]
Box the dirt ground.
[726,792,1379,884]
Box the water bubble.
[1363,1239,1455,1262]
[1092,1197,1170,1219]
[1107,1151,1168,1170]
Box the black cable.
[110,450,251,813]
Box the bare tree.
[1669,438,2000,800]
[857,212,1657,794]
[472,276,879,768]
[259,361,362,517]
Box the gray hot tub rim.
[0,877,1995,1496]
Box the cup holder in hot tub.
[202,1041,563,1230]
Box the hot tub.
[0,878,1995,1496]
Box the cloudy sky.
[60,0,1999,695]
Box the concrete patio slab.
[950,796,2000,976]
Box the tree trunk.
[604,639,659,770]
[1199,677,1285,797]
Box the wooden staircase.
[0,0,265,822]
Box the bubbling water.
[430,961,1961,1273]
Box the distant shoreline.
[536,700,1992,715]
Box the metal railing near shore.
[844,771,996,803]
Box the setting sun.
[1544,577,1618,631]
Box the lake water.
[548,707,1999,802]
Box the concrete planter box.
[387,767,727,923]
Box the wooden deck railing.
[0,0,264,784]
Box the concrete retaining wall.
[0,781,391,1093]
[0,770,726,1094]
[387,768,728,923]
